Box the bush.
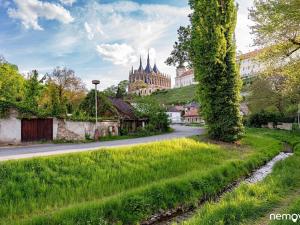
[247,111,297,127]
[247,111,278,127]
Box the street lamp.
[92,80,100,139]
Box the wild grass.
[0,129,284,224]
[182,129,300,225]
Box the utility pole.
[92,80,100,140]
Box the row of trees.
[0,59,87,117]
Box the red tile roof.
[184,108,199,117]
[237,49,264,61]
[180,69,194,77]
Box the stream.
[141,148,294,225]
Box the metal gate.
[21,118,53,142]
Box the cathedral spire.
[138,55,143,71]
[153,60,159,73]
[144,50,152,74]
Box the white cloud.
[96,43,137,66]
[8,0,74,30]
[84,22,94,40]
[81,1,190,69]
[59,0,76,6]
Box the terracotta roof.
[237,49,263,61]
[184,108,199,117]
[180,69,194,77]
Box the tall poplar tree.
[190,0,243,142]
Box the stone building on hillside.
[128,53,171,96]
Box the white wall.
[167,112,182,124]
[0,109,21,144]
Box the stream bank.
[142,145,294,225]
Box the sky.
[0,0,255,89]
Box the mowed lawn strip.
[0,130,282,224]
[181,129,300,225]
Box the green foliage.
[247,111,279,127]
[0,100,50,119]
[0,130,286,225]
[190,0,244,142]
[79,89,118,118]
[116,80,129,99]
[141,85,197,105]
[250,0,300,58]
[24,70,42,111]
[42,67,86,116]
[0,63,25,102]
[134,97,170,132]
[165,26,192,68]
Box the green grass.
[0,129,284,225]
[181,129,300,225]
[148,85,197,105]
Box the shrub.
[247,111,279,127]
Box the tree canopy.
[0,63,25,102]
[250,0,300,59]
[190,0,244,142]
[165,26,192,68]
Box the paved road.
[0,125,204,161]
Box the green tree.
[250,0,300,59]
[249,0,300,117]
[103,85,118,97]
[43,67,86,115]
[116,80,129,99]
[0,63,25,102]
[24,70,42,110]
[190,0,243,142]
[134,97,170,132]
[79,90,118,118]
[165,26,192,68]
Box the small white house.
[166,107,182,124]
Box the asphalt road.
[0,125,204,161]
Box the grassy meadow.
[147,85,197,105]
[181,129,300,225]
[0,129,291,225]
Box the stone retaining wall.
[54,119,119,141]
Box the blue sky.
[0,0,255,89]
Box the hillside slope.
[149,85,197,105]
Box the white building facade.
[175,67,197,88]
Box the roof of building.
[237,49,263,61]
[167,106,181,113]
[144,52,152,74]
[109,98,138,120]
[138,56,143,71]
[153,63,159,73]
[184,108,199,117]
[185,102,199,109]
[180,69,194,77]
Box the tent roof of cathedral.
[144,52,152,74]
[138,56,143,71]
[153,63,159,73]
